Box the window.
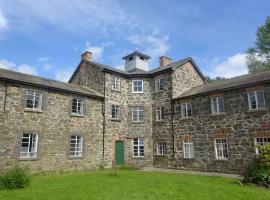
[157,142,166,155]
[156,107,165,121]
[72,98,83,115]
[112,105,120,119]
[214,138,229,159]
[181,102,192,118]
[133,138,144,157]
[211,96,224,114]
[132,80,143,93]
[112,76,121,91]
[26,90,42,110]
[155,78,164,91]
[132,107,144,122]
[183,140,194,159]
[20,133,38,158]
[70,136,83,157]
[248,90,265,110]
[255,137,270,154]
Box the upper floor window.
[133,138,144,157]
[112,105,120,119]
[72,98,83,115]
[132,107,144,122]
[112,76,121,91]
[20,133,38,158]
[132,80,143,93]
[247,90,265,110]
[214,138,229,160]
[181,102,192,118]
[70,135,83,157]
[155,78,164,91]
[255,137,270,154]
[157,142,166,155]
[156,107,165,121]
[211,96,224,114]
[183,139,194,159]
[26,90,42,110]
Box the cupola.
[122,51,151,72]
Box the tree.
[205,76,226,83]
[246,16,270,73]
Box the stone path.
[141,167,243,179]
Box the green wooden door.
[115,140,124,165]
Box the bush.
[250,167,269,182]
[0,164,31,190]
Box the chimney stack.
[159,56,172,67]
[81,51,93,61]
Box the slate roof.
[174,70,270,100]
[0,68,103,99]
[122,51,151,60]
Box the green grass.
[0,170,269,200]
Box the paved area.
[141,167,243,179]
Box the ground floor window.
[20,133,38,158]
[156,142,166,155]
[183,140,194,158]
[133,138,144,157]
[214,138,229,159]
[70,135,83,157]
[255,137,270,154]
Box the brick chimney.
[81,51,93,61]
[159,56,172,67]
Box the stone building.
[1,50,270,174]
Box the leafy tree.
[205,76,226,83]
[246,16,270,73]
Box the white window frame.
[211,96,224,114]
[247,90,265,110]
[20,133,38,158]
[155,78,164,92]
[155,107,165,121]
[132,80,144,93]
[254,137,270,154]
[183,139,194,159]
[111,105,120,119]
[71,98,84,115]
[156,142,166,155]
[133,138,144,157]
[181,102,192,118]
[132,107,144,122]
[26,90,42,110]
[111,76,121,91]
[70,135,83,157]
[214,138,229,160]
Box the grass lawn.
[0,169,269,200]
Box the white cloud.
[127,32,170,64]
[0,10,7,30]
[205,53,248,78]
[0,59,37,75]
[55,67,73,82]
[85,42,104,61]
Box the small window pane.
[70,136,83,157]
[20,133,38,158]
[215,139,229,159]
[133,138,144,157]
[72,98,83,115]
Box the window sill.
[155,120,165,123]
[180,117,194,121]
[111,89,121,93]
[18,157,39,161]
[132,156,145,159]
[70,113,84,118]
[24,108,43,113]
[214,158,229,161]
[132,92,144,94]
[247,108,268,113]
[131,121,144,124]
[111,118,121,122]
[210,112,226,117]
[69,156,84,160]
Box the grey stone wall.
[171,84,270,174]
[0,81,104,172]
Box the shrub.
[250,167,269,182]
[0,164,31,190]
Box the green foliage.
[0,164,31,190]
[250,167,269,182]
[257,144,270,171]
[205,76,226,83]
[246,16,270,73]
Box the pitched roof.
[122,51,151,60]
[174,70,270,100]
[68,57,206,82]
[0,68,103,99]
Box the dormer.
[122,51,151,72]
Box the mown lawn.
[0,169,269,200]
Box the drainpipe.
[171,100,175,158]
[102,71,106,161]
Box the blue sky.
[0,0,269,81]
